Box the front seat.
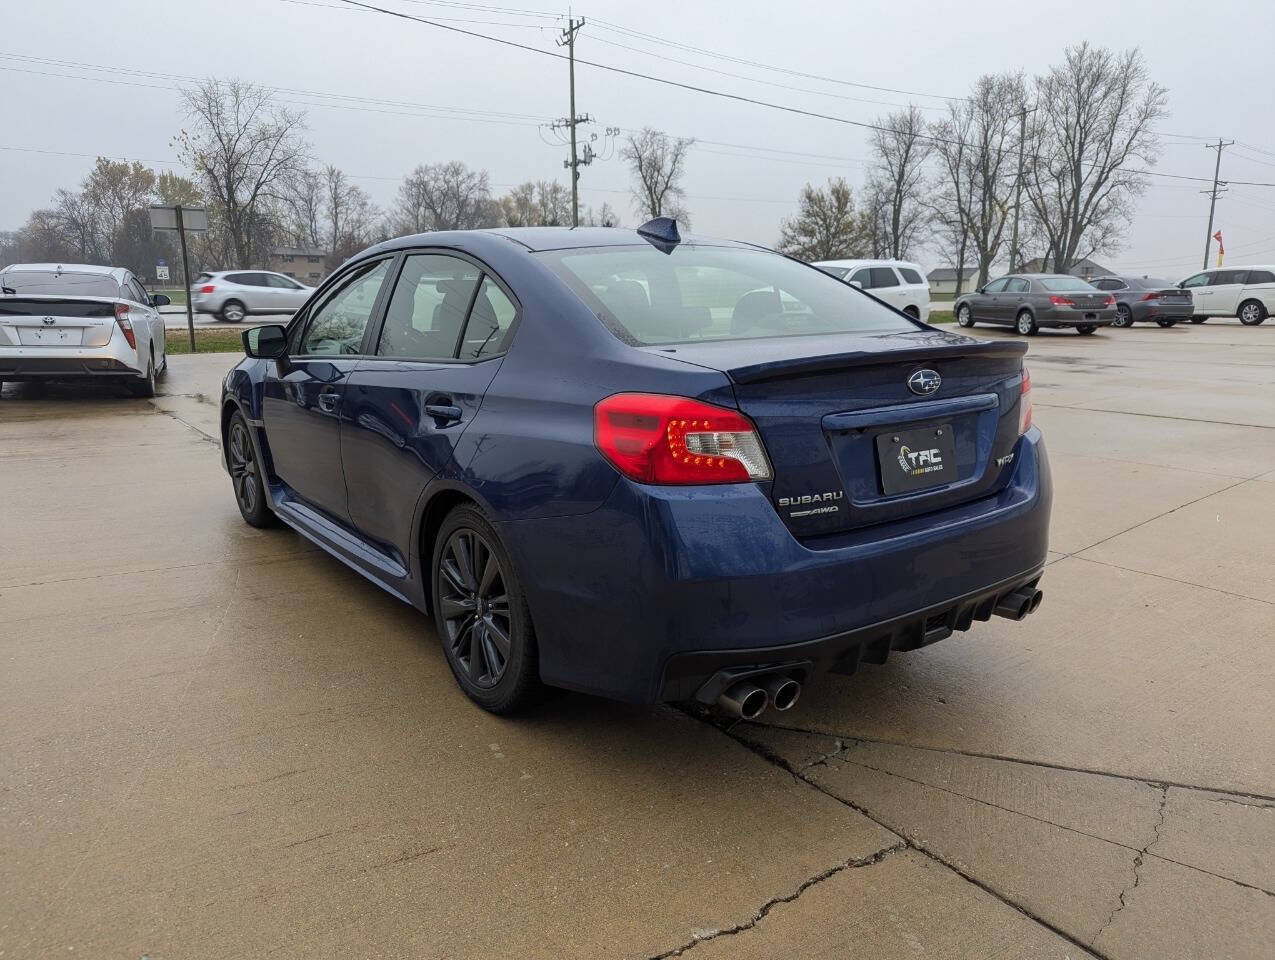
[731,289,782,335]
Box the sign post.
[149,205,208,352]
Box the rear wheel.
[432,505,542,714]
[220,299,246,323]
[1112,304,1133,328]
[1238,300,1268,326]
[127,357,156,398]
[1016,310,1038,336]
[226,412,275,527]
[1076,324,1096,335]
[956,304,975,328]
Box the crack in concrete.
[148,402,220,444]
[1090,785,1168,947]
[647,842,907,959]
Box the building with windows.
[266,246,329,284]
[926,267,981,296]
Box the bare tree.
[283,167,324,249]
[324,165,380,264]
[50,188,103,262]
[177,78,309,268]
[1024,43,1167,271]
[394,161,496,233]
[776,178,869,261]
[868,106,932,259]
[621,127,694,225]
[499,181,572,227]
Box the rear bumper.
[1037,307,1117,327]
[1133,301,1192,321]
[499,428,1052,703]
[0,336,143,379]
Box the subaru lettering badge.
[907,368,941,396]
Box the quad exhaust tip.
[718,674,802,719]
[762,674,801,712]
[994,587,1044,622]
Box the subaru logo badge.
[42,316,55,326]
[907,368,941,396]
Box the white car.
[812,258,931,321]
[192,270,314,323]
[0,263,166,397]
[1178,266,1274,325]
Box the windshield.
[1039,277,1098,292]
[537,245,916,346]
[0,270,121,298]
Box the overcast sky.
[4,0,1273,277]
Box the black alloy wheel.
[227,412,274,527]
[433,505,541,713]
[1112,304,1133,328]
[1076,324,1097,335]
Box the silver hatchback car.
[192,270,314,323]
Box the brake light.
[1139,291,1161,301]
[114,302,136,349]
[1048,295,1075,306]
[200,284,215,293]
[1019,368,1033,435]
[1103,295,1116,306]
[594,393,772,484]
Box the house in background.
[926,266,981,296]
[1017,256,1113,280]
[266,246,329,284]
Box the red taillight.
[1019,368,1033,435]
[1048,295,1075,306]
[1139,291,1161,301]
[114,303,136,349]
[594,393,772,485]
[200,284,215,293]
[1103,295,1116,306]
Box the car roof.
[367,226,756,256]
[1,262,128,280]
[813,258,922,270]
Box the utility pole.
[1008,104,1036,273]
[1202,139,1233,270]
[555,15,590,227]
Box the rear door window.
[898,267,924,284]
[1213,270,1247,285]
[376,254,482,360]
[1006,278,1030,293]
[458,277,518,360]
[868,267,900,288]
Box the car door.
[866,266,903,310]
[261,256,394,523]
[1181,271,1214,316]
[977,277,1009,322]
[1003,277,1032,321]
[1206,269,1248,315]
[341,252,518,560]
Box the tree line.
[776,42,1167,291]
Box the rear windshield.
[0,271,120,298]
[537,245,916,345]
[1038,277,1097,292]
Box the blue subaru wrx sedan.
[221,219,1051,717]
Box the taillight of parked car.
[1048,295,1075,306]
[594,393,773,484]
[1019,368,1033,435]
[200,284,216,293]
[1139,291,1161,301]
[1103,295,1116,306]
[114,302,136,349]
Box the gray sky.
[4,0,1274,277]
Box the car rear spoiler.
[726,339,1029,385]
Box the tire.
[1156,319,1175,328]
[220,300,246,323]
[1190,316,1207,324]
[1112,304,1133,328]
[956,304,975,328]
[1015,310,1038,336]
[432,504,542,714]
[226,411,275,528]
[1076,324,1096,335]
[127,357,156,398]
[1238,300,1268,326]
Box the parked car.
[1178,266,1274,325]
[0,263,167,396]
[954,274,1117,335]
[221,220,1050,716]
[1089,276,1193,327]
[192,270,314,323]
[812,258,930,321]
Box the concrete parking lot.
[2,322,1272,958]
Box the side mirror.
[243,324,288,360]
[977,286,985,294]
[848,279,863,290]
[150,293,171,307]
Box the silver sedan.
[192,271,314,323]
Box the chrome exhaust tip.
[762,674,801,712]
[718,681,768,720]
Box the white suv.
[812,259,930,321]
[1178,266,1274,325]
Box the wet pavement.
[2,321,1272,959]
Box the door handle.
[424,403,463,426]
[317,389,340,413]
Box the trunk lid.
[652,330,1029,538]
[0,297,119,348]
